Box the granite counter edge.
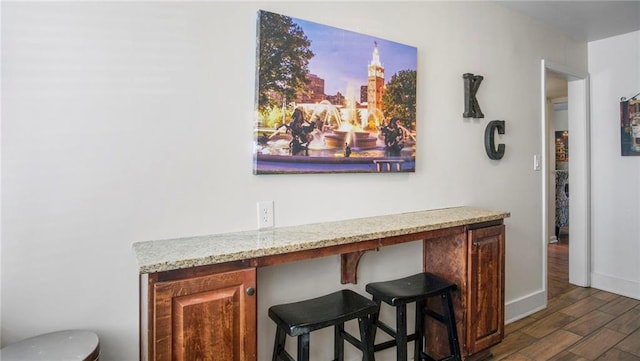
[134,209,510,274]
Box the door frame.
[541,60,591,291]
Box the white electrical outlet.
[257,201,274,229]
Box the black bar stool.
[268,289,377,361]
[365,272,462,361]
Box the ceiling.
[494,1,640,42]
[494,1,640,99]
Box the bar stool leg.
[297,333,310,361]
[442,292,462,360]
[358,315,375,361]
[414,299,425,361]
[396,303,408,361]
[334,322,345,361]
[370,299,382,344]
[272,327,287,361]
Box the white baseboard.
[505,289,547,324]
[591,272,640,300]
[504,274,640,326]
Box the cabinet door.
[466,225,505,354]
[153,268,256,361]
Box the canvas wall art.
[621,98,640,156]
[253,10,418,174]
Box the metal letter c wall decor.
[484,120,505,160]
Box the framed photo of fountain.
[253,10,418,174]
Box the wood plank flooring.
[488,232,640,360]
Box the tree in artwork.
[256,11,314,117]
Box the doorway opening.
[546,75,570,297]
[547,74,569,244]
[541,60,591,302]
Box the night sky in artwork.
[291,16,417,97]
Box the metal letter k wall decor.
[463,73,484,118]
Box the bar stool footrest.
[424,308,446,323]
[341,330,363,350]
[274,351,296,361]
[376,320,398,338]
[373,333,418,352]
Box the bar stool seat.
[269,289,377,361]
[0,330,100,361]
[366,272,461,361]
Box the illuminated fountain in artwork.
[323,125,378,150]
[304,92,379,152]
[256,77,414,159]
[257,98,415,159]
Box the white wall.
[588,31,640,299]
[0,1,3,343]
[1,2,587,360]
[554,104,568,132]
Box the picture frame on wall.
[620,98,640,156]
[253,10,418,174]
[555,131,568,163]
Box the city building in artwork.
[297,73,326,103]
[360,85,368,104]
[325,92,345,106]
[367,42,385,116]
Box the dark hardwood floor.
[488,229,640,360]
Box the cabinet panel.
[423,232,467,358]
[467,225,505,354]
[152,268,256,361]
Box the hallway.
[488,230,640,360]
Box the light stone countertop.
[132,206,510,274]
